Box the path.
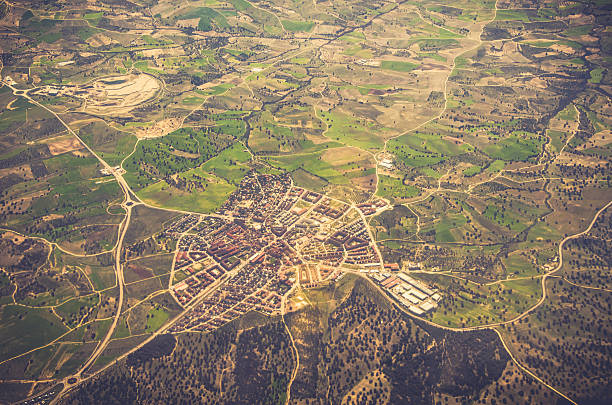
[373,0,500,197]
[281,289,299,405]
[358,198,611,405]
[493,329,578,405]
[366,199,612,333]
[0,74,138,405]
[0,1,603,404]
[0,227,119,258]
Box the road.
[0,78,138,405]
[281,287,299,405]
[373,0,500,197]
[363,199,612,334]
[493,329,578,405]
[1,0,605,402]
[356,198,611,405]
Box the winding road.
[2,0,609,403]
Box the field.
[376,174,420,201]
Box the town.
[159,171,440,333]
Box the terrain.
[0,0,610,404]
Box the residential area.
[160,171,438,333]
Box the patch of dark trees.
[0,174,24,193]
[126,334,176,367]
[385,327,509,403]
[64,320,292,405]
[232,322,293,405]
[14,118,65,142]
[0,237,48,273]
[64,367,137,405]
[30,162,48,177]
[96,17,128,32]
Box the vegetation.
[377,174,420,200]
[0,0,610,403]
[281,20,314,32]
[124,127,234,190]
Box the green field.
[133,60,164,75]
[290,168,328,192]
[318,110,385,151]
[484,133,544,162]
[0,306,68,362]
[589,68,604,84]
[547,130,569,153]
[13,154,123,242]
[463,165,482,177]
[80,124,138,167]
[145,307,170,332]
[495,9,550,22]
[388,131,472,167]
[557,104,577,121]
[425,274,543,328]
[483,204,528,233]
[195,83,235,96]
[435,213,467,243]
[281,19,314,32]
[199,142,251,184]
[380,60,419,72]
[124,127,228,190]
[376,174,420,201]
[503,253,538,277]
[55,295,100,328]
[175,7,228,31]
[264,151,343,183]
[562,25,593,37]
[526,221,562,243]
[339,31,365,44]
[486,159,505,173]
[86,264,117,291]
[138,178,236,213]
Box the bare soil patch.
[81,74,161,116]
[47,136,83,155]
[136,117,181,139]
